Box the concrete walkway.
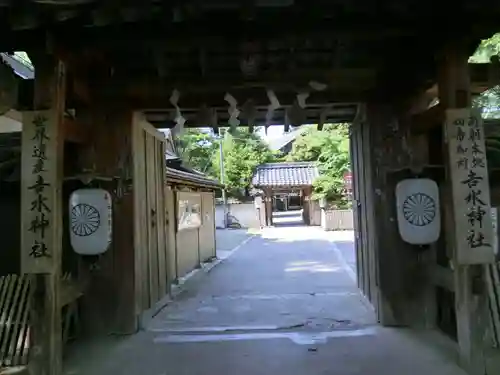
[65,227,467,375]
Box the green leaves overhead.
[176,128,277,198]
[212,129,277,197]
[176,129,218,173]
[287,124,350,207]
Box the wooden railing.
[0,273,84,368]
[0,274,30,367]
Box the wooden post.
[438,44,492,374]
[21,53,66,375]
[264,189,273,226]
[284,109,290,133]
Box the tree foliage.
[177,128,276,198]
[176,129,219,174]
[288,124,350,207]
[212,129,277,197]
[470,33,500,168]
[286,127,326,162]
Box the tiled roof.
[252,162,319,187]
[167,167,221,188]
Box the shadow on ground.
[63,227,467,375]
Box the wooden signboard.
[445,108,495,265]
[177,192,202,231]
[21,110,60,274]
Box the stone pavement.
[64,226,467,375]
[215,229,254,260]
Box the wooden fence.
[0,274,30,367]
[0,273,81,369]
[321,209,354,231]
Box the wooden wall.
[350,114,379,318]
[174,189,216,279]
[176,229,200,277]
[132,114,169,316]
[165,186,177,283]
[76,107,136,335]
[308,199,322,226]
[351,104,439,328]
[199,192,217,262]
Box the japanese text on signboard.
[447,109,494,264]
[28,114,51,259]
[21,110,57,274]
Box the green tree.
[286,126,326,162]
[213,129,276,198]
[470,33,500,63]
[176,129,219,174]
[288,124,350,207]
[470,33,500,167]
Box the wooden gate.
[132,114,168,312]
[165,186,177,284]
[350,117,380,319]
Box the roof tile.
[252,162,319,187]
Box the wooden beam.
[53,20,425,53]
[284,109,290,133]
[106,70,377,104]
[63,116,89,144]
[11,62,490,115]
[411,62,500,134]
[145,104,358,129]
[410,104,443,134]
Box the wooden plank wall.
[350,116,379,318]
[155,140,168,301]
[199,192,216,262]
[358,103,438,328]
[165,186,177,284]
[167,189,219,281]
[76,107,136,335]
[132,114,169,314]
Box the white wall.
[215,203,261,228]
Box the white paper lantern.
[395,178,440,245]
[69,188,112,255]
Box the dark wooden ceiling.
[2,1,500,126]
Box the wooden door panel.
[133,119,149,311]
[133,113,168,311]
[155,141,168,297]
[165,187,177,283]
[145,132,160,305]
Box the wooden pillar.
[264,189,273,226]
[76,105,137,335]
[364,103,421,327]
[21,54,66,375]
[302,188,311,225]
[438,44,493,374]
[284,110,290,133]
